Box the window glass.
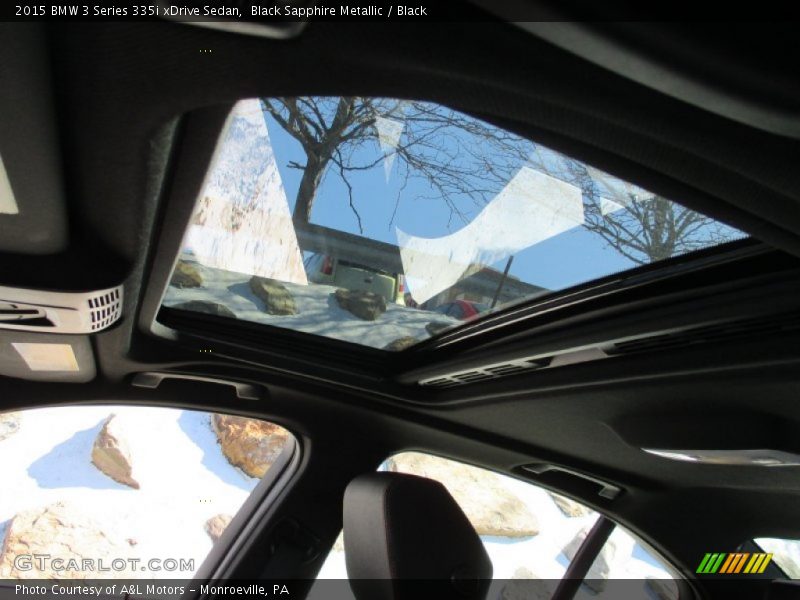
[162,97,746,351]
[317,452,597,583]
[314,451,679,600]
[0,406,292,579]
[576,524,679,599]
[755,538,800,578]
[386,452,598,579]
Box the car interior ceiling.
[1,12,800,600]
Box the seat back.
[343,472,492,600]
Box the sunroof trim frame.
[159,96,752,355]
[138,103,787,404]
[415,237,765,353]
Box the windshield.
[161,97,746,351]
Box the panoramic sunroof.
[161,97,745,351]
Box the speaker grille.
[419,359,549,388]
[88,288,122,331]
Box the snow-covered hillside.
[186,99,307,285]
[162,260,459,350]
[0,406,262,579]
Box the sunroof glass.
[162,97,746,351]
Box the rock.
[0,503,133,578]
[91,415,140,489]
[383,336,418,351]
[212,414,290,478]
[425,321,452,336]
[501,568,554,600]
[172,300,236,319]
[205,514,233,543]
[0,412,21,441]
[333,289,386,321]
[562,527,617,593]
[548,491,592,518]
[170,260,203,288]
[249,276,297,315]
[385,452,539,537]
[645,577,679,600]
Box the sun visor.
[0,24,69,254]
[0,331,95,382]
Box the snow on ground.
[162,260,459,350]
[1,406,677,593]
[0,406,260,579]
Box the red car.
[431,300,490,320]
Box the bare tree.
[538,155,738,265]
[582,194,734,264]
[263,96,737,262]
[260,97,528,232]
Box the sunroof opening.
[161,97,746,351]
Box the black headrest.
[343,472,492,600]
[767,580,800,600]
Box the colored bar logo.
[696,553,773,574]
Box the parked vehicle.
[430,299,490,320]
[305,253,406,304]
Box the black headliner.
[1,17,800,597]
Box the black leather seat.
[343,472,493,600]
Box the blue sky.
[262,108,666,292]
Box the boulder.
[0,503,132,578]
[562,526,617,592]
[332,532,345,553]
[501,568,554,600]
[172,300,236,319]
[333,289,386,321]
[212,414,290,478]
[383,336,418,351]
[91,415,140,489]
[385,452,539,538]
[548,491,592,518]
[205,514,233,543]
[0,412,21,442]
[645,577,679,600]
[425,321,452,336]
[249,276,297,315]
[170,261,203,288]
